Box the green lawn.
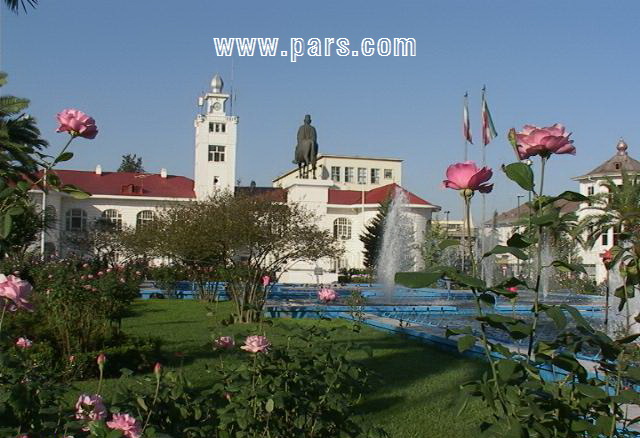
[78,299,488,438]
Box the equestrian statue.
[293,114,318,179]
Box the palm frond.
[4,0,38,13]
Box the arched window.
[333,217,352,240]
[136,210,155,229]
[102,209,122,230]
[65,208,87,232]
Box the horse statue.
[293,114,318,179]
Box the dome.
[210,73,224,93]
[617,138,628,156]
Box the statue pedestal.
[278,178,338,285]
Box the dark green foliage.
[3,0,38,13]
[118,153,145,173]
[213,325,388,438]
[360,200,389,269]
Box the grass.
[76,299,488,438]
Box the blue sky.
[2,1,639,219]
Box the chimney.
[95,164,102,175]
[160,168,167,179]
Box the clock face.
[212,102,222,111]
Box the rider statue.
[294,114,319,179]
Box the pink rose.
[240,335,270,353]
[56,109,98,139]
[515,123,575,159]
[75,393,107,422]
[506,286,518,294]
[0,274,33,311]
[106,413,142,438]
[442,161,493,193]
[97,353,106,367]
[153,362,162,377]
[214,336,235,349]
[318,287,338,303]
[16,337,32,349]
[262,275,270,286]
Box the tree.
[359,201,389,270]
[3,0,37,13]
[422,220,452,268]
[62,218,127,267]
[125,192,341,322]
[117,154,145,173]
[0,200,55,259]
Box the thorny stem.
[527,156,547,359]
[464,195,511,422]
[143,372,161,432]
[0,300,7,335]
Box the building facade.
[486,139,640,285]
[29,73,439,284]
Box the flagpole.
[480,86,487,283]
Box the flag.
[481,87,497,146]
[463,93,473,144]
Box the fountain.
[376,188,415,296]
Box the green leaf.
[506,233,532,249]
[449,271,486,289]
[1,214,12,238]
[574,383,608,400]
[438,239,459,250]
[543,306,567,330]
[395,271,442,288]
[555,190,589,203]
[136,397,148,411]
[54,151,74,163]
[60,184,91,199]
[503,162,534,191]
[265,398,274,413]
[46,173,61,187]
[483,245,529,261]
[457,335,476,353]
[496,359,518,381]
[530,212,557,226]
[551,260,586,275]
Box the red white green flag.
[481,87,497,146]
[463,92,473,144]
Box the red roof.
[328,183,434,206]
[38,170,195,198]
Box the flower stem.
[527,157,547,359]
[143,373,161,432]
[0,301,7,336]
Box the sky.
[1,0,640,219]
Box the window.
[344,167,354,183]
[613,224,622,246]
[102,209,122,231]
[331,166,341,182]
[601,230,609,246]
[384,169,393,179]
[587,186,594,196]
[136,210,155,229]
[65,209,87,232]
[209,122,226,133]
[331,257,348,273]
[333,217,352,240]
[357,168,367,184]
[208,145,225,162]
[370,168,380,184]
[615,163,621,170]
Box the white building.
[487,139,640,285]
[29,73,440,284]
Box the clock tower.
[194,73,238,199]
